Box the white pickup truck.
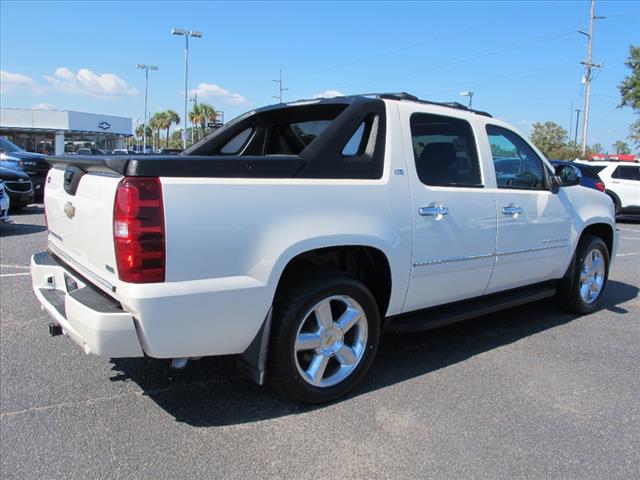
[31,93,618,403]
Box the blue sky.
[1,0,638,151]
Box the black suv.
[0,137,50,200]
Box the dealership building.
[0,108,133,155]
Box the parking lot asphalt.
[1,206,639,479]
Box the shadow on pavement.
[108,279,638,427]
[0,205,46,237]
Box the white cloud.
[313,89,344,99]
[0,70,37,95]
[53,67,74,80]
[32,102,57,110]
[44,67,139,97]
[187,83,247,105]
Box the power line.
[296,28,578,96]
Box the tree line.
[132,102,218,149]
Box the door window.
[410,113,482,187]
[612,165,640,181]
[486,125,548,190]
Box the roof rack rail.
[373,92,493,118]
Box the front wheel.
[268,273,380,403]
[556,234,610,314]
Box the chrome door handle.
[501,205,524,216]
[611,181,620,184]
[419,205,449,217]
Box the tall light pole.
[460,91,474,109]
[136,64,158,153]
[171,28,203,149]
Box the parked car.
[0,180,9,222]
[76,147,106,155]
[155,148,183,155]
[577,160,640,215]
[550,160,605,192]
[0,137,50,200]
[31,93,617,403]
[0,166,34,210]
[112,149,129,155]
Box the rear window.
[573,164,600,179]
[266,120,332,155]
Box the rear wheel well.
[604,189,620,208]
[275,246,392,317]
[580,223,614,255]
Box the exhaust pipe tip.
[170,358,189,370]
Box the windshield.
[0,137,23,154]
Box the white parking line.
[0,264,30,269]
[617,227,640,233]
[616,252,640,257]
[621,237,640,240]
[0,273,31,277]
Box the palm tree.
[135,124,152,149]
[163,110,180,147]
[189,103,216,142]
[149,112,166,150]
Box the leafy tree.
[618,45,640,150]
[163,110,180,147]
[591,143,604,154]
[149,112,166,148]
[530,122,569,159]
[612,141,631,155]
[189,103,217,141]
[135,123,151,141]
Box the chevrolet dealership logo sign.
[98,122,111,130]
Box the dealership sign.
[98,122,111,130]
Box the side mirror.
[554,164,581,187]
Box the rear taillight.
[113,177,165,283]
[595,181,605,192]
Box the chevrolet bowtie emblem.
[64,202,76,219]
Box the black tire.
[268,272,380,404]
[606,192,621,216]
[556,234,610,314]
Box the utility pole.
[272,69,288,103]
[574,109,581,146]
[578,0,605,157]
[568,100,574,141]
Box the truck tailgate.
[45,167,121,292]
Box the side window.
[615,166,640,181]
[486,125,547,190]
[410,113,482,187]
[219,128,253,154]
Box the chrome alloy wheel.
[579,248,605,304]
[294,295,368,388]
